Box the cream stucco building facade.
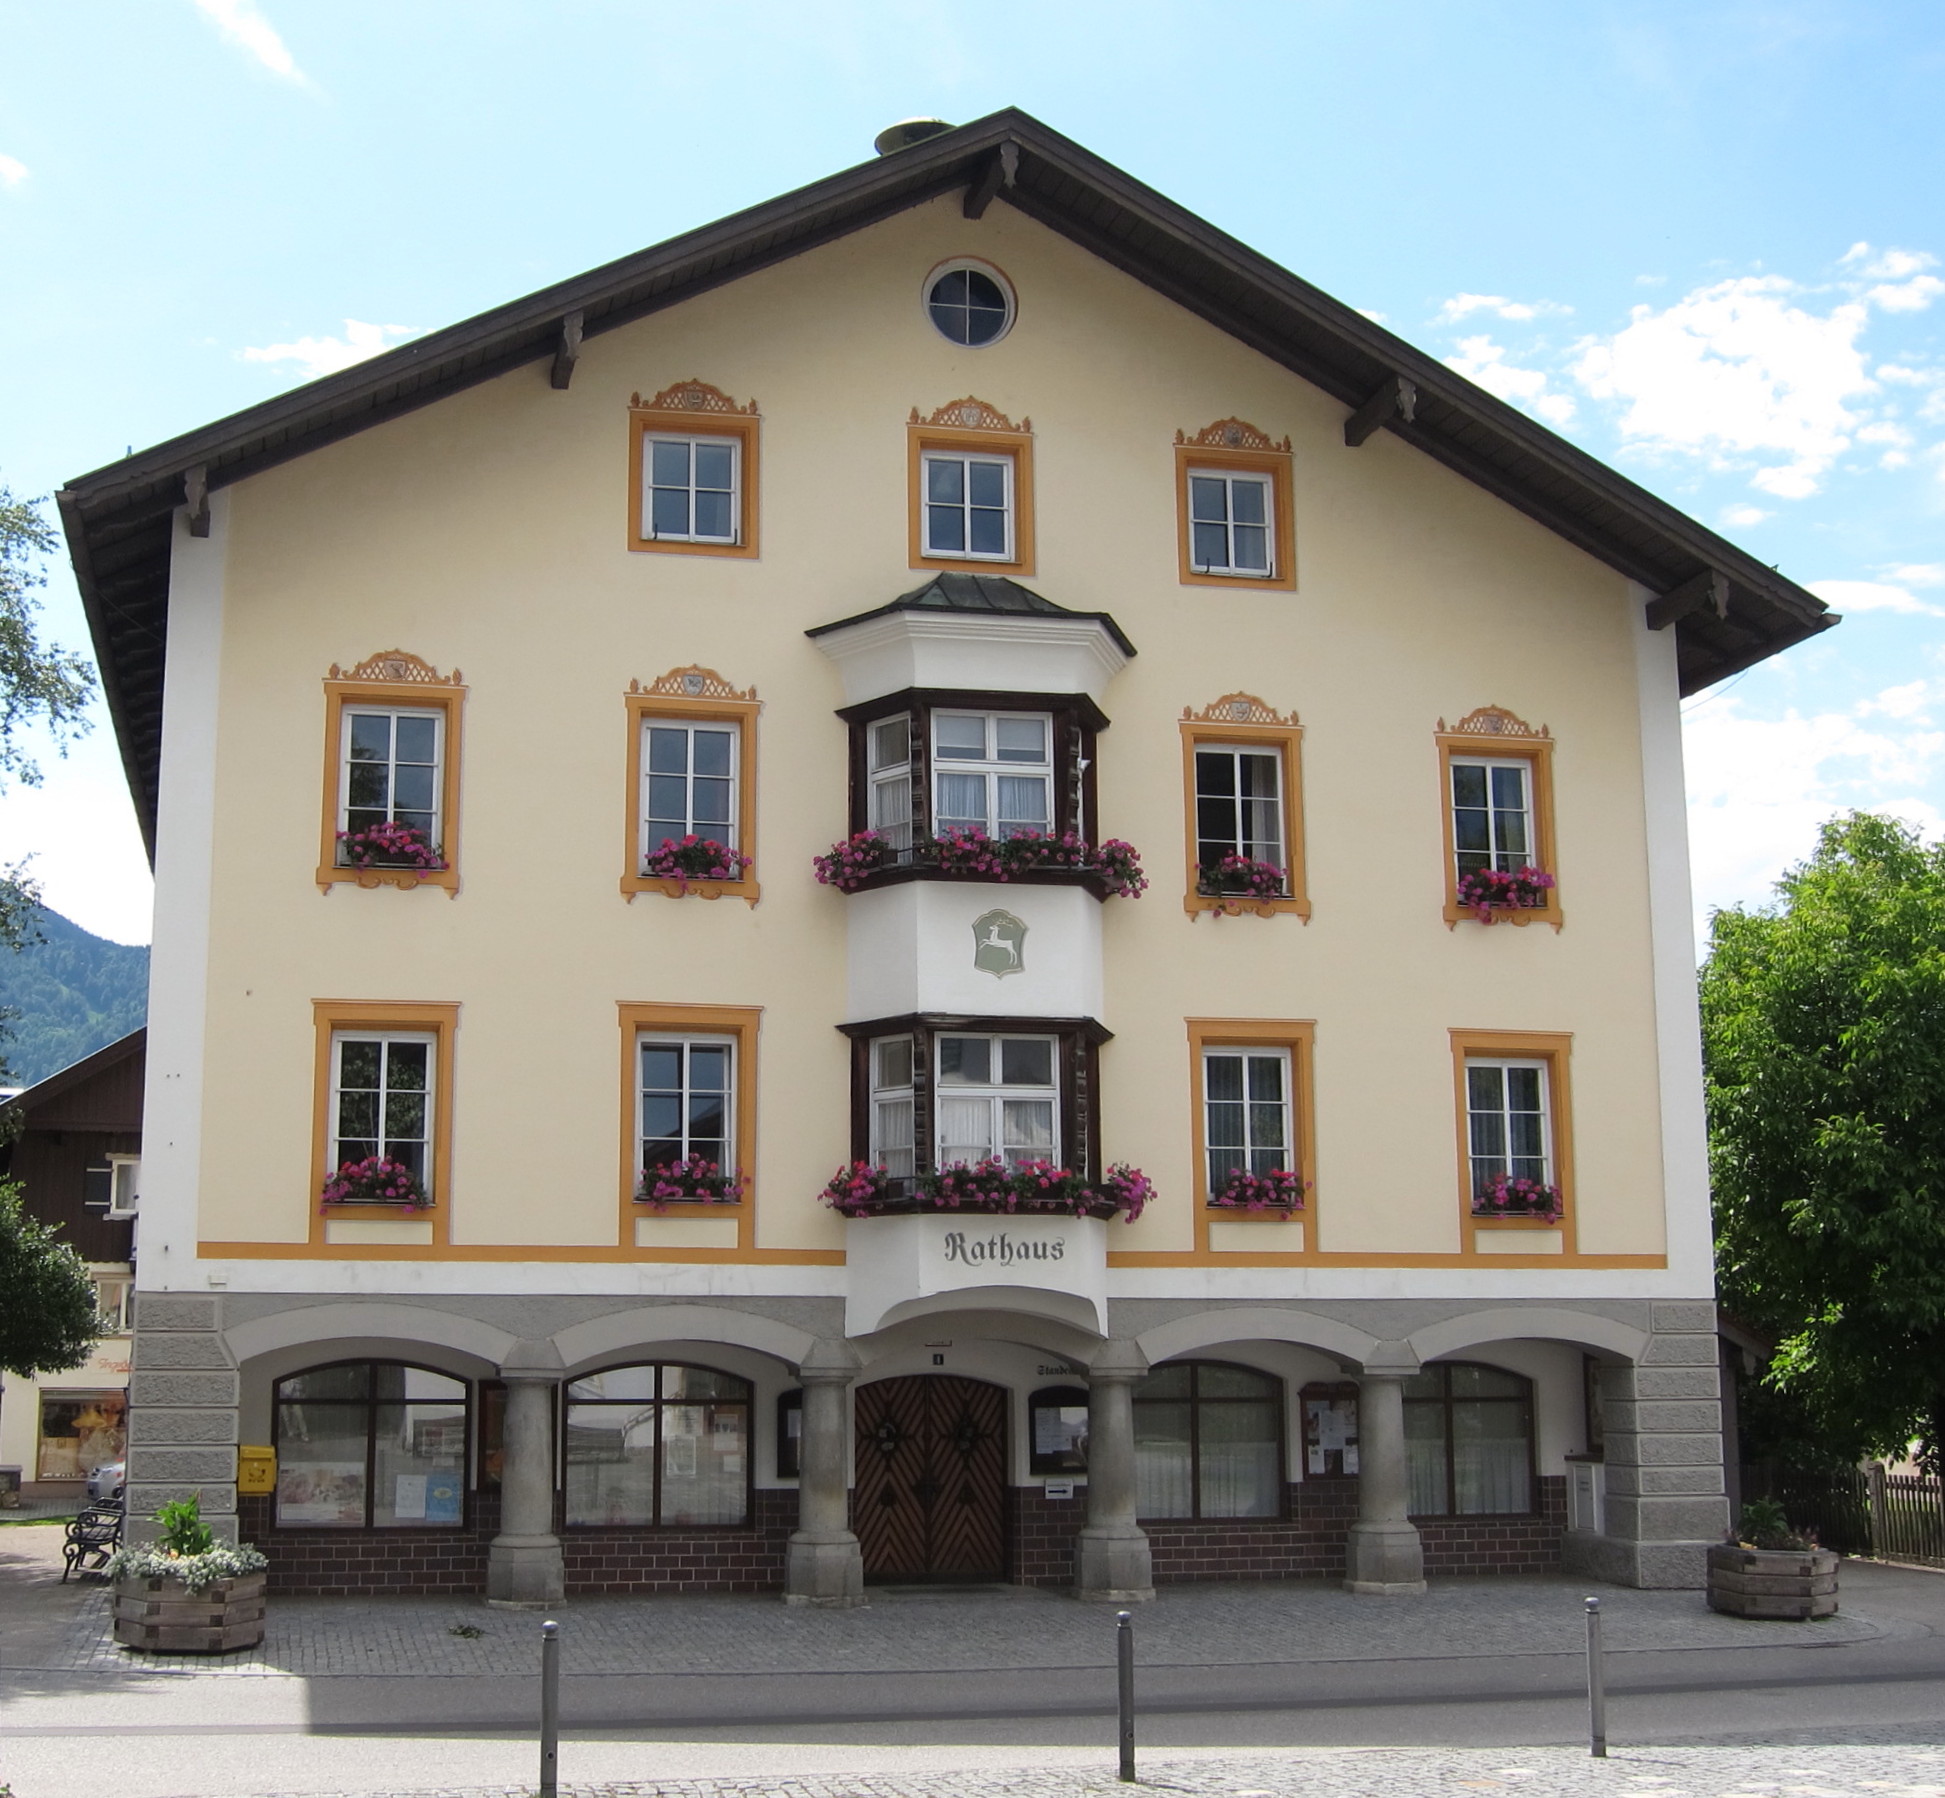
[62,113,1833,1603]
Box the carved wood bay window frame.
[621,666,762,905]
[310,999,459,1247]
[1174,418,1297,592]
[838,1013,1111,1200]
[616,1002,761,1251]
[839,687,1110,897]
[1437,706,1561,928]
[908,397,1035,576]
[1450,1028,1576,1248]
[317,652,465,895]
[1179,694,1310,920]
[626,381,761,559]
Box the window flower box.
[1455,865,1556,923]
[813,828,1146,900]
[1470,1173,1563,1221]
[1197,854,1287,901]
[1207,1167,1307,1212]
[820,1157,1152,1221]
[336,820,446,871]
[319,1156,432,1211]
[635,1155,745,1211]
[639,835,753,897]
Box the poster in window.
[424,1475,462,1524]
[1028,1386,1090,1474]
[394,1474,428,1520]
[664,1435,698,1478]
[276,1461,367,1525]
[1300,1383,1359,1479]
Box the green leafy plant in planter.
[1735,1498,1811,1551]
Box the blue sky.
[1,1,1940,946]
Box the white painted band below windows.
[642,433,741,544]
[921,450,1014,560]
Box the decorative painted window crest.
[630,380,759,417]
[1181,692,1300,729]
[627,665,759,705]
[1439,705,1550,741]
[1175,418,1291,454]
[328,650,461,687]
[910,396,1031,434]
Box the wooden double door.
[853,1375,1007,1583]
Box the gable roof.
[809,572,1139,660]
[58,108,1834,857]
[0,1027,146,1131]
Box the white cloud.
[1805,578,1942,616]
[1357,308,1389,324]
[1886,563,1945,588]
[1444,335,1576,426]
[1720,503,1771,528]
[1571,275,1875,499]
[1870,275,1945,314]
[1437,293,1571,324]
[240,319,420,381]
[191,0,305,81]
[1843,243,1938,280]
[0,154,26,188]
[1683,686,1945,932]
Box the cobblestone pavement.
[154,1740,1945,1798]
[39,1576,1884,1679]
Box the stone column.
[1345,1345,1426,1595]
[1562,1303,1730,1589]
[124,1292,241,1547]
[1075,1339,1154,1603]
[487,1339,564,1608]
[785,1338,864,1607]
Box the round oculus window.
[925,261,1014,346]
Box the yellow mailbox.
[236,1445,277,1496]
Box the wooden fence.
[1743,1462,1945,1565]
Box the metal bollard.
[1117,1609,1136,1783]
[1585,1596,1606,1758]
[539,1619,561,1796]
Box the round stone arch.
[225,1301,518,1373]
[550,1305,817,1376]
[1407,1307,1651,1366]
[1134,1306,1382,1372]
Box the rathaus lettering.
[941,1231,1066,1267]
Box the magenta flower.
[319,1155,432,1211]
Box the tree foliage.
[0,486,93,796]
[1704,811,1945,1466]
[0,1182,98,1378]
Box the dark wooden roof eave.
[58,108,1833,857]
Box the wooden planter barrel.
[113,1572,266,1653]
[1706,1544,1839,1620]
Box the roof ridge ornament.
[1439,705,1549,740]
[1175,418,1290,454]
[329,650,461,687]
[1182,692,1299,728]
[631,380,758,416]
[629,665,758,703]
[911,396,1030,434]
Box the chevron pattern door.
[853,1375,1007,1583]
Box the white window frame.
[640,718,741,859]
[1187,467,1276,578]
[1201,1047,1294,1189]
[867,715,915,852]
[1193,742,1287,876]
[641,431,742,545]
[329,1030,437,1188]
[105,1154,141,1219]
[91,1272,134,1334]
[867,1035,916,1178]
[921,449,1015,561]
[1450,756,1535,878]
[934,1031,1060,1169]
[931,709,1053,840]
[636,1033,737,1178]
[338,705,445,846]
[1464,1057,1551,1194]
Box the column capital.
[797,1337,864,1383]
[1086,1339,1150,1383]
[1356,1341,1421,1379]
[497,1338,566,1382]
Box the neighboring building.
[0,1031,144,1497]
[58,113,1832,1602]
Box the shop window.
[37,1392,126,1483]
[908,397,1035,575]
[626,381,760,559]
[316,652,464,894]
[1133,1360,1282,1520]
[273,1362,469,1529]
[1404,1361,1535,1516]
[563,1363,752,1528]
[776,1389,803,1480]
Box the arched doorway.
[853,1375,1007,1583]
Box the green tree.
[1703,810,1945,1467]
[0,1183,97,1378]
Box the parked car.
[86,1460,124,1503]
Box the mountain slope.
[0,906,149,1088]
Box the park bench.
[61,1501,123,1581]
